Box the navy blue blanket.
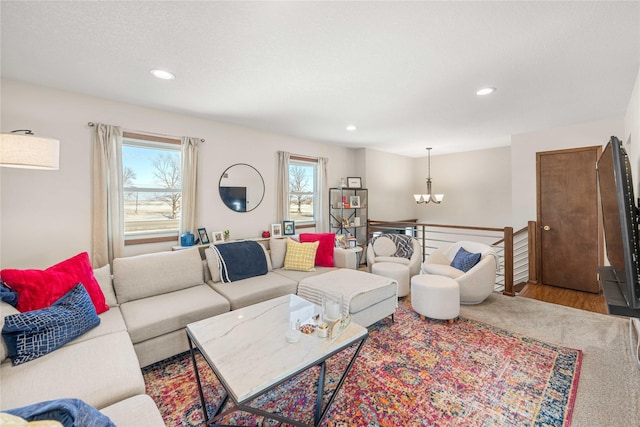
[6,398,115,427]
[212,241,268,283]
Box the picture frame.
[283,220,295,236]
[212,230,224,244]
[271,223,282,238]
[197,228,210,245]
[347,177,362,188]
[349,195,361,208]
[335,234,349,249]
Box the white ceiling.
[1,1,639,157]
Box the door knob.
[543,225,551,231]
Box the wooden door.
[537,146,602,293]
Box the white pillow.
[270,238,287,269]
[205,247,221,283]
[93,264,118,307]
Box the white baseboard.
[631,318,640,369]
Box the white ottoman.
[372,262,410,297]
[411,274,460,321]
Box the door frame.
[535,145,603,290]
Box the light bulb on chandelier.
[414,147,444,204]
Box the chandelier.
[414,147,444,204]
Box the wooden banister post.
[527,221,538,285]
[503,226,515,296]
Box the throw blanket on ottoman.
[212,241,268,283]
[297,269,399,316]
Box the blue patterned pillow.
[450,247,482,273]
[2,284,100,365]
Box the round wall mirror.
[218,163,265,212]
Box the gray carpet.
[459,293,640,426]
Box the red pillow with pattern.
[1,252,109,314]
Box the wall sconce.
[0,130,60,170]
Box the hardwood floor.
[518,282,608,314]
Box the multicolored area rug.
[143,300,582,426]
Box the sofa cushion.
[2,284,100,366]
[119,285,230,344]
[113,248,203,304]
[269,238,287,269]
[93,265,118,307]
[283,239,319,272]
[450,247,482,273]
[299,233,335,267]
[67,307,126,347]
[0,331,145,411]
[1,252,108,314]
[99,395,165,427]
[209,272,298,310]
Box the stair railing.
[367,220,533,297]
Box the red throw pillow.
[1,252,109,314]
[299,233,335,267]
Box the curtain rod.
[87,122,205,143]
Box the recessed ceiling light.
[346,125,357,132]
[150,69,176,80]
[476,87,496,96]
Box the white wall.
[413,147,512,228]
[362,148,416,222]
[625,68,640,191]
[0,79,356,269]
[511,117,625,229]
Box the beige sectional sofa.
[0,239,359,425]
[0,274,165,425]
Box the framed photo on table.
[271,223,282,238]
[335,234,349,249]
[347,177,362,188]
[212,231,224,244]
[283,220,295,236]
[197,228,210,245]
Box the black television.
[597,136,640,311]
[219,186,247,212]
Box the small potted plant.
[223,229,230,241]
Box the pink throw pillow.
[1,252,109,314]
[299,233,335,267]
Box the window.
[122,133,181,243]
[288,157,317,224]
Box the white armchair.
[422,241,498,304]
[367,235,422,278]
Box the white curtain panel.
[180,137,200,236]
[276,151,291,223]
[317,157,329,233]
[92,123,123,268]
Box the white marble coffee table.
[186,294,368,426]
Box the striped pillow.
[283,238,319,272]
